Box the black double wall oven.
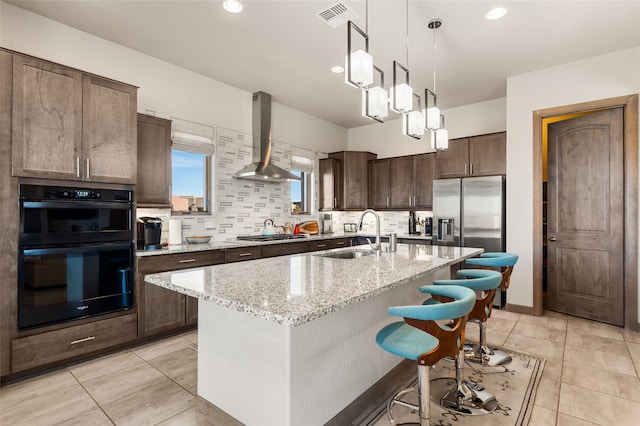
[18,184,134,330]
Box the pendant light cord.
[405,0,409,69]
[433,24,437,94]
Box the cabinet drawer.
[138,250,225,273]
[225,246,262,263]
[12,314,137,373]
[331,238,350,248]
[261,241,309,258]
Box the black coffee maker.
[137,217,162,250]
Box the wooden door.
[137,114,172,207]
[369,159,390,209]
[83,75,137,184]
[435,138,469,178]
[12,55,83,180]
[469,132,506,176]
[389,156,413,208]
[413,153,435,208]
[547,109,624,325]
[319,158,341,210]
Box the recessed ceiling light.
[223,0,243,14]
[486,7,507,20]
[331,65,345,74]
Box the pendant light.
[424,18,442,131]
[345,21,373,88]
[362,66,388,122]
[390,0,413,114]
[404,93,425,139]
[360,1,388,122]
[431,114,449,150]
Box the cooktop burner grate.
[236,234,309,242]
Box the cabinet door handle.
[470,163,473,175]
[334,197,337,208]
[464,164,468,175]
[75,157,80,178]
[239,252,254,257]
[70,336,96,345]
[179,259,196,264]
[548,236,557,242]
[86,158,90,179]
[386,197,389,208]
[409,197,412,207]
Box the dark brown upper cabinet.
[320,151,376,211]
[137,113,172,207]
[436,132,505,179]
[369,153,435,210]
[11,53,137,184]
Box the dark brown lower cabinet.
[137,249,225,339]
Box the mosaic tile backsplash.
[137,127,432,243]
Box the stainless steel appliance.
[319,213,333,234]
[432,176,506,306]
[18,184,134,330]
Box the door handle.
[548,236,557,242]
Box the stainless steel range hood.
[233,92,301,182]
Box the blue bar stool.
[376,285,476,426]
[464,252,519,366]
[422,269,503,416]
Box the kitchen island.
[145,243,482,425]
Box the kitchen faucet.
[358,209,382,254]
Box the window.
[290,170,310,214]
[172,150,211,213]
[170,120,215,215]
[291,147,314,215]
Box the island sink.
[314,248,376,259]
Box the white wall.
[0,2,348,153]
[347,97,506,158]
[506,47,640,315]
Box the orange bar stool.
[464,252,519,366]
[375,285,476,426]
[422,269,503,416]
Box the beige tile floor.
[1,310,640,425]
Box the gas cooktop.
[236,234,308,242]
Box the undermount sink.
[314,249,376,259]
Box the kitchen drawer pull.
[70,336,96,345]
[336,241,345,246]
[316,244,327,248]
[179,259,196,264]
[239,252,254,257]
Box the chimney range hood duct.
[233,92,301,182]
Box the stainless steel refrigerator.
[432,176,506,305]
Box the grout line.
[67,364,117,425]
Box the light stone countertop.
[144,243,482,327]
[135,232,432,257]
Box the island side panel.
[197,300,292,425]
[196,267,450,426]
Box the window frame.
[291,170,311,215]
[170,149,213,216]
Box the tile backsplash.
[137,126,432,243]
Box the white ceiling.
[7,0,640,129]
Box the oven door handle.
[22,242,133,256]
[22,201,132,210]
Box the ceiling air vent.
[316,1,359,29]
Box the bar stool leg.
[417,364,430,426]
[466,321,512,366]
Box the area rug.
[355,349,545,426]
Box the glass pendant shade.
[404,110,425,138]
[362,86,388,120]
[345,49,373,88]
[431,127,448,150]
[390,83,413,113]
[425,106,441,130]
